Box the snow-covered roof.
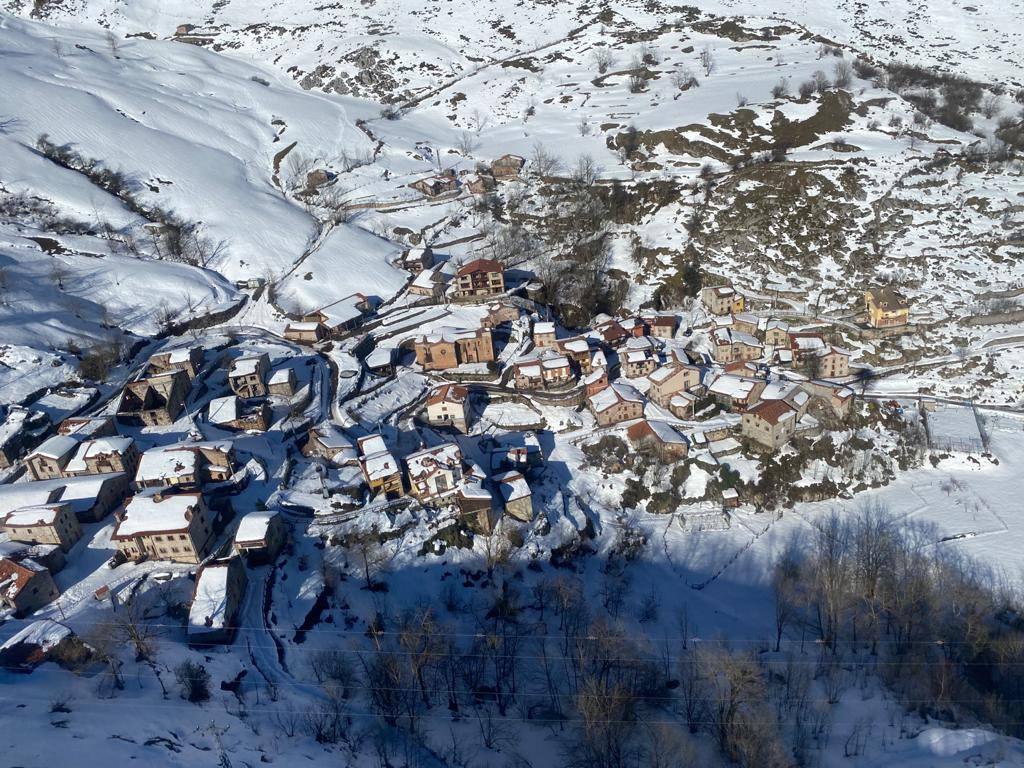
[235,510,279,545]
[268,368,293,385]
[0,619,70,652]
[459,480,493,501]
[0,473,123,517]
[188,562,232,634]
[136,446,198,482]
[365,347,393,368]
[533,321,555,335]
[410,265,442,290]
[625,350,651,364]
[357,434,388,456]
[28,434,78,461]
[495,471,530,502]
[670,391,697,406]
[589,381,643,413]
[646,420,687,445]
[405,442,462,480]
[731,330,761,348]
[116,491,202,537]
[312,294,367,327]
[63,436,134,473]
[3,504,65,528]
[517,363,542,379]
[167,347,198,364]
[542,355,570,370]
[560,338,589,354]
[420,326,484,344]
[792,335,826,352]
[208,395,238,425]
[286,321,322,332]
[361,450,399,481]
[708,374,760,399]
[230,354,265,378]
[582,367,607,386]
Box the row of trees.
[775,505,1024,735]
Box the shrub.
[175,660,211,703]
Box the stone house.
[135,442,235,489]
[731,313,761,337]
[365,347,396,378]
[234,510,287,563]
[627,420,689,461]
[764,319,790,348]
[708,374,765,412]
[63,437,140,478]
[0,558,59,616]
[457,480,498,534]
[583,367,609,397]
[228,353,270,399]
[408,264,449,299]
[425,384,470,433]
[284,321,327,345]
[405,443,463,504]
[588,382,644,427]
[268,368,297,398]
[188,557,248,646]
[541,354,574,388]
[410,174,458,197]
[491,154,526,179]
[514,360,544,390]
[2,503,82,552]
[303,293,372,337]
[742,400,798,449]
[648,363,701,407]
[358,435,404,497]
[701,284,744,315]
[481,302,520,329]
[25,435,79,481]
[208,396,271,433]
[414,327,495,371]
[668,391,699,419]
[533,321,556,349]
[58,415,117,438]
[642,314,678,339]
[0,473,129,525]
[864,286,909,328]
[147,346,203,381]
[304,425,358,467]
[622,349,657,378]
[402,246,434,273]
[111,490,214,564]
[117,370,189,426]
[593,319,628,348]
[557,337,592,374]
[452,258,505,299]
[495,471,533,522]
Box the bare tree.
[981,92,1001,119]
[592,47,615,75]
[530,142,562,178]
[669,68,699,93]
[699,45,715,77]
[455,131,478,157]
[833,59,853,89]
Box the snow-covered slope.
[0,13,408,401]
[16,0,1024,100]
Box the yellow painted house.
[864,287,909,329]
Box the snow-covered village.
[1,0,1024,765]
